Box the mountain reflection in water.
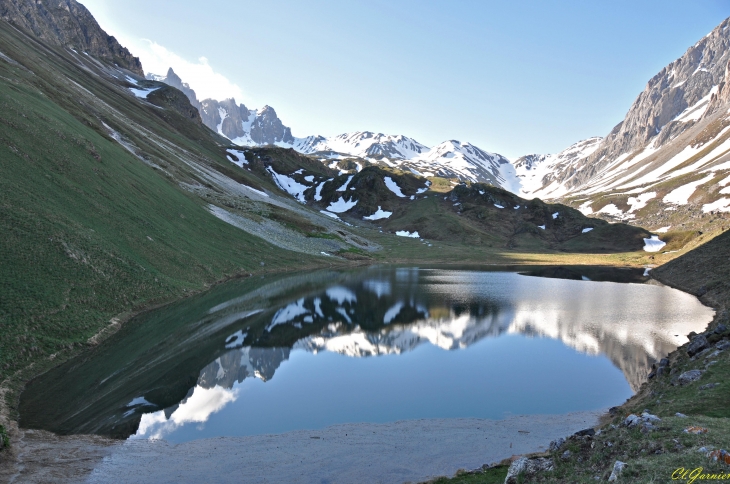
[19,266,712,441]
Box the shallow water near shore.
[19,266,713,444]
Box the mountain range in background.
[148,68,518,190]
[150,17,730,230]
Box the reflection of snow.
[267,299,309,331]
[326,286,357,305]
[225,330,247,349]
[134,386,239,440]
[127,397,153,408]
[335,307,352,323]
[383,302,404,324]
[363,279,391,298]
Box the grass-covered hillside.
[0,18,325,403]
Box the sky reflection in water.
[129,268,712,442]
[18,267,713,443]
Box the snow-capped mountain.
[516,17,730,227]
[293,131,429,159]
[151,70,515,188]
[513,137,603,199]
[404,140,519,192]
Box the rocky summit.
[0,0,142,74]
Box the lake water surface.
[20,266,713,443]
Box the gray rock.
[505,457,555,484]
[624,414,638,427]
[677,369,703,385]
[699,383,719,390]
[608,461,627,482]
[549,437,565,452]
[676,412,688,418]
[717,340,730,351]
[573,428,596,437]
[625,412,661,429]
[561,450,572,460]
[520,17,730,196]
[641,412,661,422]
[687,335,709,357]
[0,0,143,74]
[659,358,670,367]
[714,324,727,334]
[705,350,722,359]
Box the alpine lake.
[19,266,713,443]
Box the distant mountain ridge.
[150,16,730,232]
[150,68,518,189]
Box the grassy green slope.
[0,22,309,397]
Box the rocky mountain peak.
[0,0,143,74]
[250,105,294,145]
[151,67,200,109]
[559,17,730,191]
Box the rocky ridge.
[0,0,142,74]
[517,17,730,230]
[151,69,517,188]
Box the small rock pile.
[504,456,554,484]
[624,412,662,433]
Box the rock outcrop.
[146,84,202,124]
[154,68,200,110]
[0,0,143,74]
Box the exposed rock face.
[517,16,730,210]
[197,98,294,145]
[0,0,143,74]
[566,17,730,189]
[153,68,200,110]
[249,105,294,145]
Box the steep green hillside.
[0,20,314,393]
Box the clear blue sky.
[80,0,729,159]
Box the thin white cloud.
[129,39,245,102]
